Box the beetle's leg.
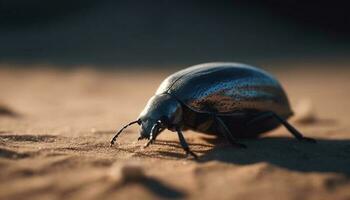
[144,122,161,148]
[272,113,316,143]
[176,127,198,159]
[144,121,166,148]
[215,116,247,148]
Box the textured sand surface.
[0,63,350,200]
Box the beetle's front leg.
[144,136,155,148]
[144,121,165,148]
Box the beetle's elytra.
[111,62,316,158]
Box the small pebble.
[293,98,317,124]
[0,103,17,116]
[90,128,97,133]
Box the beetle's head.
[110,94,183,145]
[137,94,183,140]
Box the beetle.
[110,62,316,158]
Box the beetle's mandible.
[110,62,316,158]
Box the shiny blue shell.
[156,62,292,118]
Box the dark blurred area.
[0,0,349,67]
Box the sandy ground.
[0,63,350,200]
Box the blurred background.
[0,0,349,68]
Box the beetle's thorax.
[138,93,183,135]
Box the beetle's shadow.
[198,136,350,175]
[108,176,185,199]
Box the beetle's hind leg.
[215,116,247,148]
[247,112,316,143]
[273,113,316,143]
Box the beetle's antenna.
[110,120,140,146]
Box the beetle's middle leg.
[215,116,247,148]
[176,127,198,159]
